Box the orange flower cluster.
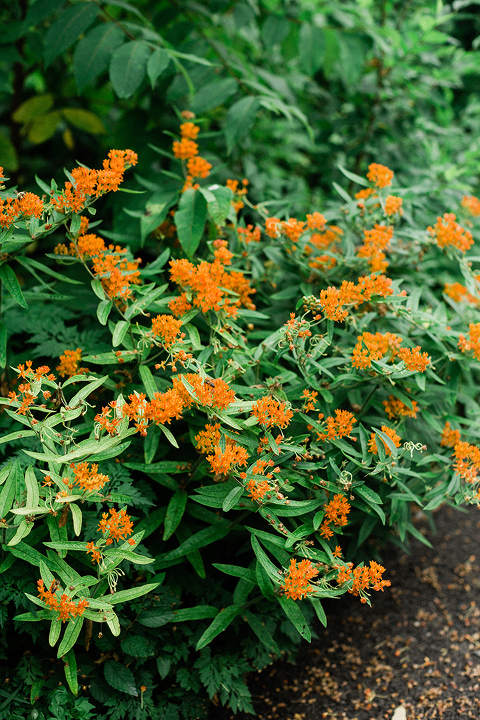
[122,388,185,435]
[351,331,401,369]
[56,348,87,378]
[195,423,249,475]
[8,382,38,415]
[246,478,272,502]
[368,426,401,456]
[16,361,55,382]
[172,121,211,188]
[251,396,293,429]
[71,462,109,493]
[151,314,184,348]
[37,579,89,622]
[265,212,326,249]
[428,213,474,253]
[306,225,343,270]
[94,401,122,436]
[458,322,480,360]
[444,281,479,305]
[86,541,102,564]
[366,163,394,188]
[226,178,249,213]
[336,560,391,602]
[316,410,356,442]
[319,494,351,540]
[98,507,134,543]
[357,224,394,273]
[213,238,233,265]
[280,558,319,600]
[0,191,44,228]
[52,150,137,214]
[384,195,403,216]
[461,195,480,217]
[172,373,235,411]
[8,363,56,414]
[306,212,327,230]
[440,421,461,448]
[383,395,418,420]
[237,224,261,244]
[304,274,393,323]
[397,346,430,372]
[168,257,256,317]
[453,441,480,484]
[355,187,377,210]
[301,389,318,413]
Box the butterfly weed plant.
[0,117,480,719]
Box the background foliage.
[1,1,480,719]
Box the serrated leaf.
[121,635,155,657]
[109,41,150,99]
[104,660,138,697]
[44,3,98,67]
[174,188,207,258]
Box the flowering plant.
[1,119,480,717]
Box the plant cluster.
[0,115,479,718]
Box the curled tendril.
[106,567,125,593]
[339,470,353,487]
[403,441,425,457]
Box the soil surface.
[210,505,480,720]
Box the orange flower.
[383,395,418,420]
[186,156,212,179]
[237,224,261,244]
[251,396,293,429]
[98,507,134,542]
[384,195,403,216]
[306,212,326,230]
[336,560,390,602]
[316,410,356,442]
[95,403,122,436]
[397,346,430,373]
[462,195,480,217]
[366,163,394,188]
[180,122,200,140]
[440,421,461,448]
[206,443,249,475]
[85,541,102,564]
[151,315,184,348]
[37,579,89,622]
[351,331,401,369]
[91,246,141,300]
[172,138,198,159]
[368,425,401,456]
[71,462,109,493]
[213,239,233,265]
[453,441,480,483]
[357,224,393,273]
[246,478,272,502]
[281,558,319,601]
[172,373,235,411]
[301,389,318,413]
[195,423,221,453]
[458,322,480,360]
[428,213,474,253]
[444,281,479,305]
[56,348,87,378]
[324,493,351,527]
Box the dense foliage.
[1,1,480,719]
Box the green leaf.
[354,485,382,505]
[68,375,108,409]
[278,595,311,641]
[121,635,155,657]
[298,22,325,75]
[174,188,207,258]
[172,605,217,622]
[12,94,54,123]
[104,660,138,697]
[17,256,82,284]
[23,0,60,30]
[25,467,39,508]
[61,108,106,135]
[139,365,157,400]
[107,582,159,605]
[74,23,124,91]
[28,111,61,144]
[137,608,174,627]
[0,461,17,518]
[196,605,240,650]
[0,264,28,308]
[49,617,62,647]
[70,504,82,537]
[200,186,233,227]
[212,564,256,583]
[97,299,113,325]
[225,96,260,153]
[30,677,44,704]
[222,486,243,512]
[192,78,237,114]
[109,40,151,99]
[309,597,327,627]
[163,490,187,541]
[0,429,35,446]
[147,48,170,87]
[7,519,33,545]
[106,612,121,637]
[337,164,370,187]
[63,649,78,696]
[112,320,130,347]
[244,610,280,654]
[144,424,160,464]
[57,615,84,658]
[44,3,99,66]
[157,525,229,566]
[0,132,18,171]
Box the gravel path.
[211,504,480,720]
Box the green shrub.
[0,119,480,718]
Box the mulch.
[210,504,480,720]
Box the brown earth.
[210,504,480,720]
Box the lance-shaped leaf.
[0,264,27,308]
[196,605,241,650]
[163,489,187,541]
[57,615,84,658]
[63,648,78,695]
[174,188,207,258]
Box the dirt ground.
[211,504,480,720]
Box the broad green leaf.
[97,299,113,325]
[12,94,53,123]
[112,320,129,347]
[23,0,60,29]
[28,111,61,144]
[196,605,240,650]
[0,461,17,518]
[121,635,155,657]
[278,595,311,641]
[7,519,33,545]
[0,264,27,308]
[137,608,174,627]
[104,660,138,697]
[106,612,121,637]
[174,188,207,258]
[63,648,78,695]
[354,485,382,505]
[74,23,124,91]
[44,3,99,66]
[222,486,243,512]
[109,41,151,99]
[163,489,187,541]
[107,582,159,605]
[225,96,260,153]
[0,132,18,172]
[192,78,237,114]
[298,22,325,75]
[61,108,106,135]
[147,48,170,87]
[91,278,105,300]
[57,615,84,658]
[0,430,35,446]
[67,376,108,409]
[200,186,233,227]
[25,467,39,508]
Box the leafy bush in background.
[1,113,480,719]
